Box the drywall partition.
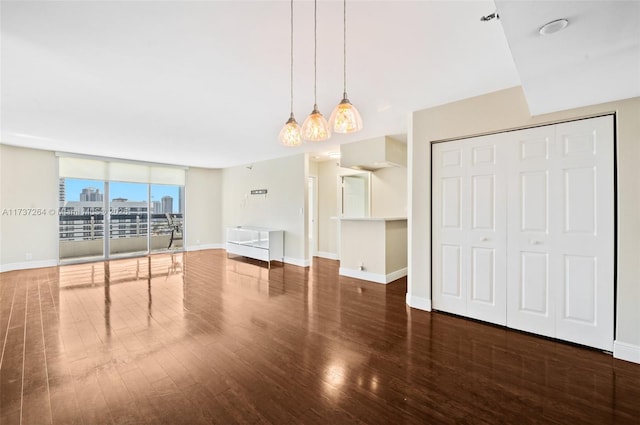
[408,86,640,363]
[221,154,307,266]
[185,167,223,251]
[370,166,407,218]
[316,160,341,259]
[0,144,59,271]
[340,136,407,170]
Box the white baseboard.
[386,268,408,282]
[406,293,432,311]
[316,251,339,260]
[338,267,407,284]
[284,257,310,267]
[185,243,225,252]
[614,341,640,364]
[0,259,58,273]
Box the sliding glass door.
[108,181,149,258]
[58,178,106,261]
[150,184,184,253]
[58,156,186,263]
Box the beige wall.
[316,160,341,258]
[221,154,307,265]
[340,219,407,282]
[408,86,640,350]
[385,220,408,273]
[0,145,59,270]
[185,167,223,250]
[371,166,407,218]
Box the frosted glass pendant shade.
[279,114,302,147]
[301,105,331,142]
[330,94,363,133]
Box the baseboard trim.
[386,268,408,283]
[338,267,407,284]
[406,293,432,311]
[283,257,310,267]
[316,251,339,260]
[0,259,59,273]
[185,243,225,252]
[613,341,640,364]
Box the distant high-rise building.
[80,187,104,202]
[178,187,185,214]
[59,178,66,207]
[161,196,173,214]
[152,201,162,214]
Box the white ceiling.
[1,1,638,168]
[496,0,640,116]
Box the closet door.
[554,117,614,351]
[432,139,467,317]
[506,116,614,351]
[432,134,507,325]
[505,125,558,339]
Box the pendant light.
[329,0,362,133]
[301,0,331,142]
[279,0,302,146]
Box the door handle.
[529,240,541,245]
[480,237,490,242]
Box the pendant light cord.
[290,0,294,115]
[343,0,347,95]
[313,0,318,106]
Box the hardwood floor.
[1,250,639,424]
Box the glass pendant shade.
[279,114,302,146]
[302,105,331,142]
[330,94,363,133]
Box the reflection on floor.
[1,250,639,424]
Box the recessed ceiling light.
[328,152,341,159]
[539,19,569,36]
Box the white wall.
[0,145,59,271]
[185,167,223,250]
[408,86,640,362]
[221,154,307,266]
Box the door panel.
[433,135,507,326]
[507,126,556,337]
[441,245,462,297]
[564,255,596,323]
[521,171,548,232]
[471,247,494,303]
[563,167,596,234]
[472,175,494,230]
[442,177,462,228]
[433,142,467,315]
[467,134,506,325]
[554,117,614,351]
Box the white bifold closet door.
[432,133,508,326]
[506,117,614,350]
[432,115,614,351]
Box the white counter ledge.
[333,217,407,221]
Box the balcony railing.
[59,213,183,259]
[59,213,183,241]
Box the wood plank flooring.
[1,249,639,424]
